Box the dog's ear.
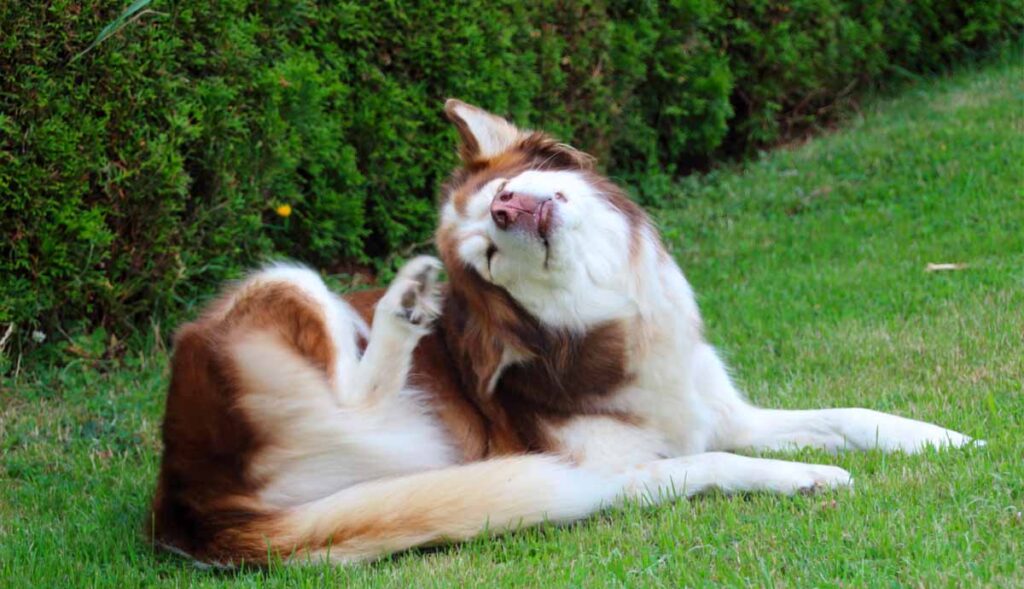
[444,99,520,163]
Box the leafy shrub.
[0,0,1019,355]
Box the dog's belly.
[255,387,460,508]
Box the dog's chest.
[490,322,635,450]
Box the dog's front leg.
[619,453,852,501]
[727,407,979,454]
[691,343,980,453]
[547,416,851,500]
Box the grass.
[2,53,1022,587]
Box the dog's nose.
[490,191,541,230]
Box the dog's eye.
[555,192,568,203]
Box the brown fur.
[151,281,336,562]
[434,128,646,453]
[152,108,649,565]
[347,287,492,461]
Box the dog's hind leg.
[693,343,979,454]
[341,255,442,406]
[216,256,441,409]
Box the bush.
[1,0,1019,354]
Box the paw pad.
[392,256,442,327]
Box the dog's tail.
[149,262,629,567]
[187,456,622,566]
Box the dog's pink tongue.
[536,199,553,239]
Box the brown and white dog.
[150,100,978,566]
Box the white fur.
[446,100,519,159]
[181,107,980,565]
[438,113,980,471]
[284,452,850,565]
[213,256,858,565]
[229,261,457,508]
[446,169,637,330]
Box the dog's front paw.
[909,429,982,453]
[868,416,983,454]
[789,463,854,495]
[748,459,853,495]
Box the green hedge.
[1,0,1020,353]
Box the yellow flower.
[275,204,292,218]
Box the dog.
[150,100,978,566]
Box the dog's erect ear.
[444,99,520,163]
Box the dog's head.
[436,100,651,331]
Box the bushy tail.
[153,262,629,567]
[247,455,621,565]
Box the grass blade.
[71,0,157,63]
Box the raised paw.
[389,256,443,327]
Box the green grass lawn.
[2,54,1022,587]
